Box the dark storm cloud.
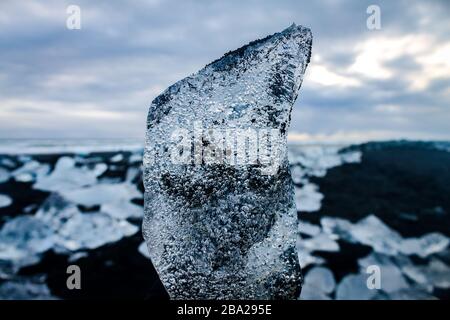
[0,0,449,140]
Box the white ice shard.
[34,157,106,192]
[0,194,12,208]
[288,146,361,178]
[0,277,56,300]
[300,267,336,300]
[401,258,450,290]
[0,167,10,183]
[300,233,340,252]
[321,215,449,257]
[138,241,151,259]
[0,194,138,270]
[295,183,323,212]
[12,160,50,183]
[299,221,321,237]
[335,273,377,300]
[357,253,409,294]
[60,183,141,208]
[143,24,312,299]
[398,233,449,258]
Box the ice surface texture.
[143,24,312,299]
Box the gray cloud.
[0,0,449,141]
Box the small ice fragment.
[138,242,151,259]
[110,154,124,162]
[299,221,321,237]
[12,161,50,183]
[399,233,449,258]
[300,267,336,300]
[34,157,102,192]
[101,201,143,219]
[0,167,10,183]
[0,194,12,208]
[295,183,323,212]
[301,233,340,252]
[336,273,377,300]
[61,183,141,207]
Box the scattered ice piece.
[34,157,103,192]
[320,216,354,240]
[0,158,16,168]
[297,249,325,268]
[341,151,362,163]
[349,215,403,255]
[110,154,124,162]
[423,258,450,289]
[138,242,151,259]
[0,194,140,270]
[290,166,306,185]
[92,163,108,176]
[398,233,449,258]
[402,265,430,288]
[357,253,409,293]
[101,201,143,219]
[0,215,55,268]
[322,215,450,257]
[0,194,12,208]
[57,212,138,251]
[60,183,141,207]
[0,167,10,183]
[299,221,321,237]
[295,183,323,212]
[300,267,336,300]
[335,273,377,300]
[0,278,56,300]
[129,152,143,164]
[12,160,50,183]
[126,166,140,182]
[289,146,361,178]
[300,233,339,252]
[68,251,88,263]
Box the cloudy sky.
[1,0,449,142]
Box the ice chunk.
[0,277,56,300]
[322,215,449,257]
[300,267,336,300]
[336,273,377,300]
[129,152,143,164]
[34,157,105,192]
[0,215,55,268]
[0,194,139,270]
[290,165,306,185]
[60,183,141,207]
[299,221,321,237]
[289,146,361,178]
[295,183,323,212]
[110,154,124,162]
[399,259,450,291]
[0,167,10,183]
[398,233,449,258]
[138,242,151,259]
[358,253,409,293]
[0,194,12,208]
[300,233,340,252]
[298,249,325,268]
[12,160,50,183]
[57,212,138,251]
[101,201,143,219]
[143,24,312,299]
[68,251,88,263]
